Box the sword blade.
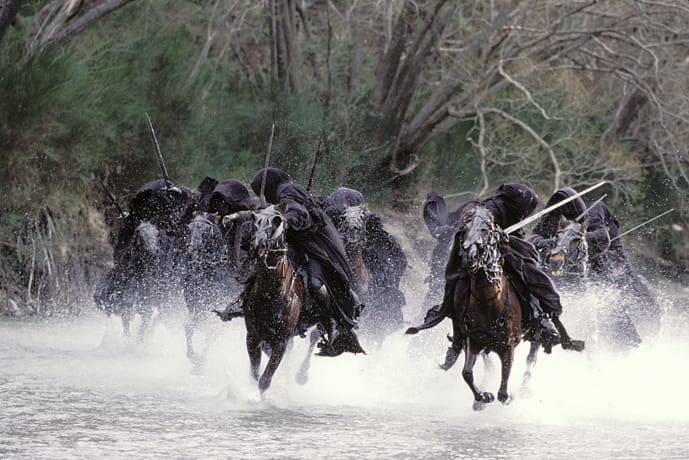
[504,181,607,234]
[612,208,675,241]
[259,123,276,207]
[575,194,607,222]
[145,112,171,187]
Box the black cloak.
[249,168,353,288]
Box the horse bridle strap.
[262,247,288,270]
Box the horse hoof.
[295,371,308,385]
[481,392,495,403]
[562,339,585,352]
[520,384,532,399]
[498,393,511,405]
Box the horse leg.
[521,341,540,391]
[246,333,262,382]
[184,315,195,359]
[296,328,320,385]
[121,310,132,338]
[258,339,288,394]
[497,347,515,404]
[138,306,153,343]
[462,340,495,410]
[185,309,205,372]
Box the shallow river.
[2,284,689,459]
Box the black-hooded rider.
[242,168,366,357]
[421,191,466,309]
[411,183,583,361]
[324,187,408,332]
[530,186,587,254]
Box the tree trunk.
[269,0,301,93]
[347,0,362,95]
[0,0,23,45]
[375,0,456,138]
[28,0,134,54]
[604,89,648,146]
[374,0,416,117]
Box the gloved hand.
[222,213,240,228]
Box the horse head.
[548,218,589,278]
[134,220,161,258]
[186,212,223,263]
[338,205,367,248]
[458,205,505,283]
[251,205,288,267]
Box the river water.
[2,282,689,459]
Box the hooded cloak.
[208,180,256,215]
[531,187,587,246]
[249,168,354,293]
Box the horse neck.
[469,271,508,311]
[255,251,295,296]
[345,243,368,281]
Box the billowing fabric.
[531,187,587,248]
[586,201,623,276]
[421,192,468,309]
[250,168,357,320]
[364,214,407,287]
[250,167,293,205]
[423,192,449,239]
[196,176,220,212]
[586,201,659,341]
[208,180,256,216]
[180,176,219,224]
[411,183,562,334]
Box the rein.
[261,247,288,270]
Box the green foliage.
[1,1,687,312]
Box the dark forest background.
[1,0,688,315]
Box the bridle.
[550,222,589,277]
[252,206,289,270]
[338,206,367,248]
[460,206,506,286]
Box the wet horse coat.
[95,220,167,340]
[455,205,525,407]
[243,205,322,393]
[183,212,241,369]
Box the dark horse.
[534,217,641,352]
[335,205,405,344]
[243,204,322,394]
[457,205,525,409]
[523,218,589,384]
[183,212,240,371]
[95,220,163,341]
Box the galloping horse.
[243,204,322,394]
[337,205,369,297]
[94,220,163,341]
[457,205,525,409]
[183,212,239,370]
[334,205,406,344]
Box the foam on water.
[2,257,688,459]
[2,282,687,424]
